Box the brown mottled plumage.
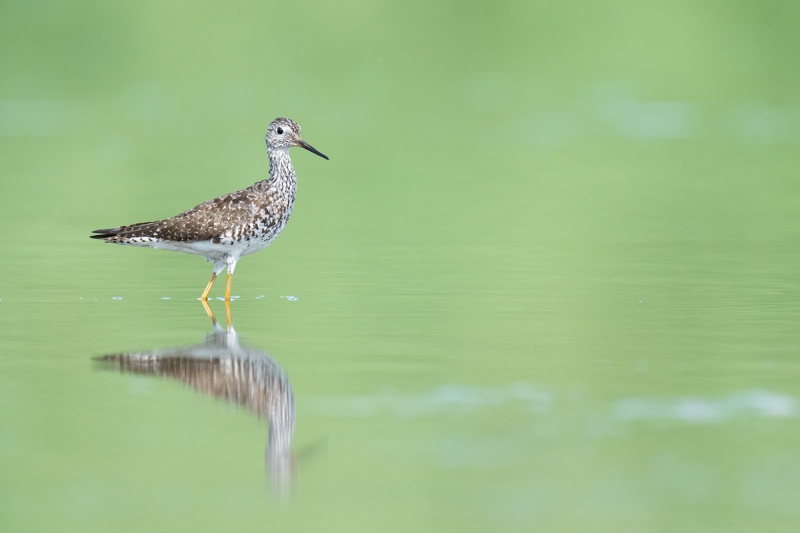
[91,117,328,300]
[96,324,295,495]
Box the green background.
[2,1,800,531]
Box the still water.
[2,1,800,531]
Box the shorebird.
[91,117,328,301]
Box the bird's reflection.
[96,301,295,498]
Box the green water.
[3,1,800,531]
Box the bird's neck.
[267,147,296,184]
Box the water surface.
[2,1,800,531]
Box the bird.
[91,117,328,301]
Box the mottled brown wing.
[91,187,273,242]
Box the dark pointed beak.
[297,140,329,160]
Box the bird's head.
[266,117,329,160]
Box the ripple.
[614,390,795,423]
[310,384,796,424]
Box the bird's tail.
[90,222,159,243]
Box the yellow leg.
[225,272,232,301]
[224,299,232,329]
[201,273,217,301]
[200,298,217,326]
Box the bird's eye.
[276,127,284,135]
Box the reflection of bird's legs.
[225,299,232,329]
[201,299,217,326]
